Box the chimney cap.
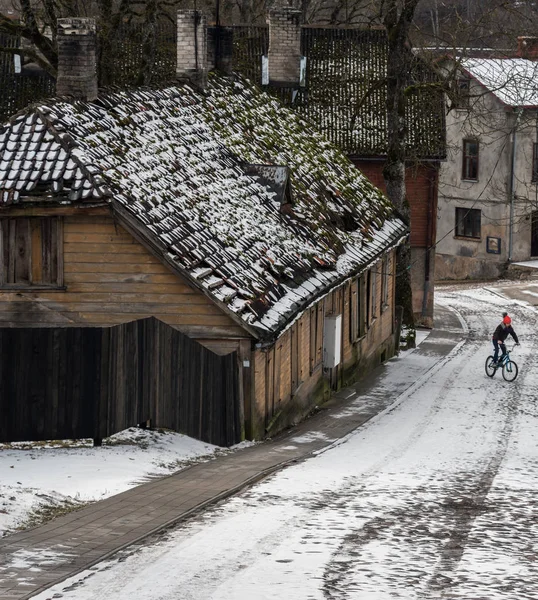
[57,17,96,35]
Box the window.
[533,143,538,182]
[370,267,378,320]
[350,278,359,343]
[0,217,63,288]
[309,301,324,374]
[455,78,471,109]
[462,139,479,180]
[359,274,367,336]
[381,255,390,308]
[455,207,481,239]
[290,322,302,394]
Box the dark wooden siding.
[0,317,240,447]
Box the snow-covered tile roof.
[0,74,406,339]
[460,58,538,107]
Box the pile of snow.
[0,428,242,537]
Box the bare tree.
[379,0,421,332]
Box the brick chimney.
[177,10,208,88]
[267,6,302,85]
[56,18,98,101]
[517,36,538,60]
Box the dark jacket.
[493,323,519,344]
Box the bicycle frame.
[494,345,516,367]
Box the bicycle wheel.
[502,360,518,382]
[485,356,497,377]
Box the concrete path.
[0,306,464,600]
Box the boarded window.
[291,323,301,394]
[0,218,63,288]
[359,273,367,337]
[274,343,282,404]
[265,348,275,421]
[309,301,324,374]
[371,267,378,319]
[350,278,359,343]
[382,255,390,307]
[462,139,479,180]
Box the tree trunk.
[383,0,420,336]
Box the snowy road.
[32,285,538,600]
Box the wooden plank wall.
[0,214,246,339]
[0,317,241,447]
[252,249,397,437]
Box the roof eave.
[254,223,408,346]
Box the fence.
[0,317,240,447]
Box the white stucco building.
[436,40,538,280]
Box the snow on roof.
[0,74,406,339]
[460,58,538,107]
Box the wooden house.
[0,16,406,445]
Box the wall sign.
[486,236,501,254]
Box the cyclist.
[492,312,519,365]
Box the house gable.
[0,211,246,337]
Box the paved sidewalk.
[0,306,464,600]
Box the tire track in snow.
[320,296,538,599]
[424,296,538,597]
[318,336,489,598]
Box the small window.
[456,78,470,108]
[455,207,481,239]
[359,273,367,336]
[381,255,390,308]
[533,143,538,182]
[462,139,479,180]
[370,267,378,320]
[290,322,302,394]
[309,302,324,374]
[0,217,63,288]
[350,278,359,343]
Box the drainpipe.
[508,109,523,263]
[421,167,436,319]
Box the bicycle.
[485,345,519,382]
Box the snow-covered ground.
[24,282,538,600]
[0,428,245,537]
[0,320,433,541]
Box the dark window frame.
[349,278,359,343]
[381,254,390,309]
[462,139,479,181]
[370,267,378,320]
[309,301,324,375]
[290,322,302,394]
[359,273,367,337]
[455,207,481,239]
[533,143,538,183]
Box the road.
[32,283,538,600]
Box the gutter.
[508,109,523,262]
[421,166,438,317]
